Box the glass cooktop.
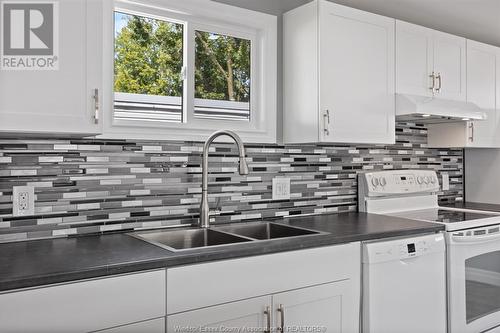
[432,209,496,223]
[391,208,498,224]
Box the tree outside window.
[195,31,251,104]
[114,12,251,122]
[114,12,183,97]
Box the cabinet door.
[396,20,434,97]
[272,280,358,333]
[319,2,395,144]
[433,30,467,101]
[0,0,106,135]
[94,318,165,333]
[0,270,166,333]
[466,40,498,147]
[167,296,271,333]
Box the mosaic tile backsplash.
[0,123,463,242]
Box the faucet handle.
[209,197,222,217]
[209,208,222,216]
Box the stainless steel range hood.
[396,94,487,123]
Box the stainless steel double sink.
[129,222,324,252]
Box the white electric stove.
[359,170,500,333]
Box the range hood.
[396,94,487,124]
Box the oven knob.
[424,176,430,184]
[417,176,423,184]
[380,177,387,186]
[371,178,379,187]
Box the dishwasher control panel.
[362,233,445,264]
[398,239,432,259]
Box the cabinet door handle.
[429,72,436,92]
[469,122,474,142]
[264,306,271,333]
[436,73,442,93]
[277,304,285,332]
[93,88,99,124]
[323,109,330,136]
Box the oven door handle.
[451,232,500,244]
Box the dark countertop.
[0,212,444,292]
[443,201,500,212]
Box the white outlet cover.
[272,177,291,200]
[13,186,35,216]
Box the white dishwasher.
[362,233,447,333]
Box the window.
[195,31,251,121]
[114,11,184,123]
[106,0,277,143]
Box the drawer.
[95,318,165,333]
[0,270,166,333]
[167,243,360,314]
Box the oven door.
[447,226,500,333]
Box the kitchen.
[0,0,499,332]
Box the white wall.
[465,149,500,204]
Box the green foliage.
[195,31,250,102]
[114,13,183,97]
[114,13,251,102]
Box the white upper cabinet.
[433,31,467,101]
[427,40,499,148]
[284,0,395,145]
[396,22,434,97]
[396,21,466,101]
[465,40,499,147]
[0,0,108,135]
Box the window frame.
[101,0,277,143]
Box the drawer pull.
[277,304,285,332]
[323,109,330,136]
[264,306,271,333]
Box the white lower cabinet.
[167,296,270,332]
[95,318,165,333]
[167,281,351,333]
[0,270,166,333]
[273,281,350,333]
[166,243,361,333]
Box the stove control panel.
[359,170,440,196]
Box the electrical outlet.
[272,177,291,200]
[13,186,35,216]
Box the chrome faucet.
[200,130,249,228]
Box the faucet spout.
[200,130,248,228]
